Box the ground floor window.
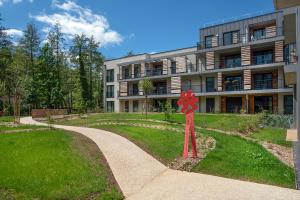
[171,99,179,111]
[133,101,139,112]
[226,97,242,113]
[106,101,114,112]
[254,96,273,113]
[206,98,215,112]
[284,95,293,114]
[153,99,166,112]
[124,101,129,112]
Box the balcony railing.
[253,79,273,90]
[117,73,141,80]
[181,85,202,93]
[145,69,163,77]
[197,27,283,50]
[224,81,243,91]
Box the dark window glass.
[253,28,266,40]
[171,61,176,74]
[124,68,130,79]
[284,95,293,114]
[124,101,129,112]
[106,85,114,98]
[206,77,215,92]
[106,69,114,82]
[224,55,241,68]
[205,35,213,48]
[206,98,215,113]
[254,73,273,90]
[254,96,273,113]
[224,76,243,91]
[134,65,141,78]
[133,101,139,112]
[223,31,239,46]
[226,97,243,113]
[106,101,114,112]
[253,50,273,65]
[171,99,179,111]
[132,84,139,96]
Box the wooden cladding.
[266,25,277,38]
[248,95,254,114]
[140,62,145,77]
[241,46,251,66]
[119,82,128,96]
[212,36,218,47]
[206,52,215,70]
[217,72,222,91]
[272,70,278,89]
[273,94,278,113]
[176,56,186,73]
[162,59,169,75]
[275,40,284,63]
[171,76,181,94]
[220,96,226,113]
[244,70,251,90]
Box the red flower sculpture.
[177,90,198,114]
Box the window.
[124,101,129,112]
[284,95,293,114]
[124,68,130,79]
[223,31,239,46]
[254,96,273,113]
[253,50,273,65]
[134,65,141,78]
[224,55,241,68]
[252,28,266,40]
[206,98,215,113]
[106,69,114,82]
[132,84,139,96]
[106,85,114,98]
[224,76,243,91]
[205,35,213,48]
[226,97,243,113]
[171,99,179,111]
[106,101,114,112]
[253,73,273,90]
[206,77,215,92]
[171,61,176,74]
[133,101,139,112]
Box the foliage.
[161,101,175,121]
[258,111,293,129]
[140,78,153,119]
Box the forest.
[0,14,105,118]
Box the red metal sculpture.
[177,90,198,159]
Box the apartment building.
[104,0,299,120]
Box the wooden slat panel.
[266,25,276,38]
[217,72,222,91]
[244,69,251,90]
[241,46,251,66]
[171,76,181,94]
[119,82,128,96]
[176,56,186,73]
[162,59,169,75]
[232,32,239,44]
[275,40,284,62]
[272,70,278,89]
[140,62,145,77]
[206,51,215,70]
[273,94,278,113]
[221,96,226,113]
[248,95,254,114]
[212,36,218,47]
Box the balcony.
[181,85,202,93]
[151,86,169,95]
[253,79,273,90]
[198,27,283,50]
[224,79,243,91]
[145,69,163,77]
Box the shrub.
[258,111,293,129]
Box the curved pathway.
[21,117,300,200]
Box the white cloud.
[32,0,123,47]
[0,0,33,6]
[12,0,22,4]
[5,28,23,37]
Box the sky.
[0,0,275,60]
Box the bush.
[258,111,293,129]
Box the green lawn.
[0,124,45,131]
[250,128,291,147]
[0,116,14,122]
[0,128,123,200]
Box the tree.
[140,78,153,119]
[70,34,89,111]
[20,23,40,76]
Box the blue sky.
[0,0,274,59]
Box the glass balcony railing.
[253,79,273,90]
[224,81,243,91]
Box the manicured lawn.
[0,116,14,122]
[0,128,123,200]
[250,127,291,147]
[193,129,295,188]
[0,124,45,131]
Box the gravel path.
[21,117,300,200]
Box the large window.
[206,77,215,92]
[223,31,239,46]
[171,99,179,111]
[253,50,273,65]
[206,98,215,113]
[171,61,176,74]
[133,101,139,112]
[224,76,243,91]
[252,28,266,40]
[253,73,273,90]
[106,69,114,82]
[224,55,241,68]
[134,64,141,78]
[284,95,293,114]
[205,35,213,48]
[106,101,114,112]
[106,85,114,98]
[254,96,273,113]
[124,68,130,79]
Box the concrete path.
[21,117,300,200]
[293,141,300,189]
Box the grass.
[0,124,45,131]
[0,116,14,122]
[250,127,291,147]
[0,128,123,200]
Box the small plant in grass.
[162,101,174,122]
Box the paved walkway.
[294,141,300,189]
[21,117,300,200]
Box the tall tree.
[70,34,89,110]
